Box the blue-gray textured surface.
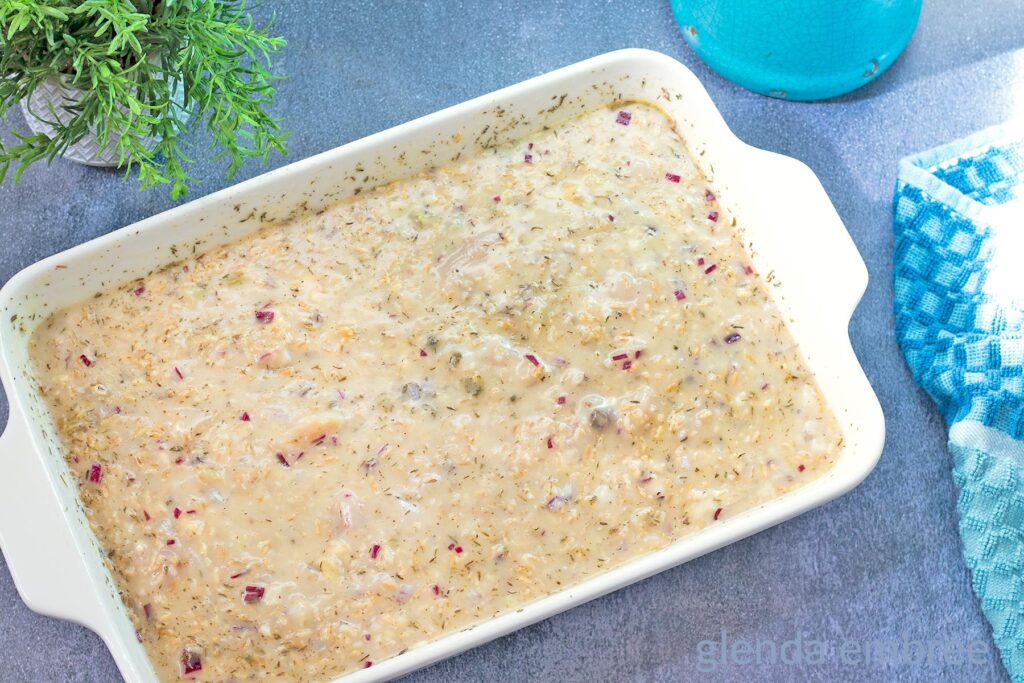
[1,1,1022,681]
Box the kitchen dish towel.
[894,122,1024,681]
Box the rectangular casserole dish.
[0,49,884,682]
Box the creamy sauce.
[30,103,841,681]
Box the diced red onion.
[705,189,716,202]
[432,584,441,596]
[524,153,533,164]
[674,290,686,301]
[704,264,717,275]
[713,507,723,520]
[243,585,265,603]
[525,354,540,367]
[133,286,145,297]
[180,649,202,675]
[240,411,250,422]
[87,463,102,483]
[79,354,92,367]
[419,348,427,357]
[255,310,275,323]
[143,603,152,619]
[557,396,566,405]
[708,211,719,222]
[622,360,633,371]
[798,464,806,472]
[697,257,705,266]
[370,544,381,559]
[276,452,289,467]
[724,332,742,344]
[174,366,184,380]
[547,437,554,449]
[665,173,681,183]
[166,539,176,546]
[173,507,182,519]
[546,495,567,510]
[615,110,632,126]
[611,353,628,361]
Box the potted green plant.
[0,1,288,198]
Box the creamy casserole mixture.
[30,103,842,681]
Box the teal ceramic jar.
[670,0,922,100]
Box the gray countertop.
[2,1,1023,681]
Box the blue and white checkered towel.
[894,122,1024,681]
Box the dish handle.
[749,149,869,331]
[0,404,105,628]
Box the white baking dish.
[0,49,883,682]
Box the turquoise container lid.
[670,0,922,101]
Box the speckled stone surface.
[1,2,1023,681]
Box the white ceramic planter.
[20,72,185,167]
